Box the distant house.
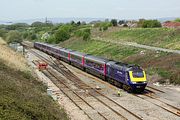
[162,21,180,28]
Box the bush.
[5,31,23,43]
[0,29,7,38]
[83,32,90,40]
[138,19,161,28]
[99,22,112,31]
[6,23,29,30]
[31,21,45,27]
[74,28,91,40]
[22,32,29,39]
[174,18,180,22]
[31,34,37,40]
[54,25,73,43]
[47,35,56,43]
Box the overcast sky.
[0,0,180,21]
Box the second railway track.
[30,49,143,120]
[29,48,180,119]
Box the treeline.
[0,18,164,44]
[0,21,92,44]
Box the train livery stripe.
[104,64,106,76]
[129,71,147,82]
[68,52,70,61]
[82,56,85,66]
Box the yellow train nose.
[129,71,147,82]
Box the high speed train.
[34,42,147,92]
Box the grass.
[60,38,142,61]
[0,38,28,71]
[0,38,69,120]
[99,28,180,50]
[60,38,180,85]
[0,60,69,120]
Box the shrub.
[47,35,56,43]
[0,29,7,38]
[74,28,91,40]
[138,19,161,28]
[5,30,23,43]
[31,34,37,40]
[54,24,74,43]
[99,22,112,31]
[22,32,29,39]
[174,18,180,22]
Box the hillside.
[60,38,180,85]
[92,28,180,50]
[0,38,69,120]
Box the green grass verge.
[0,59,69,120]
[109,28,180,50]
[61,39,142,61]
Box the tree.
[76,21,81,26]
[99,22,112,31]
[137,19,145,27]
[138,19,161,28]
[174,18,180,22]
[81,21,86,25]
[31,34,37,40]
[111,19,118,26]
[31,21,45,27]
[41,32,50,42]
[118,20,125,25]
[6,23,29,30]
[54,24,73,43]
[22,32,29,39]
[70,21,75,25]
[74,28,91,40]
[6,30,22,43]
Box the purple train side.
[34,42,147,92]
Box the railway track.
[30,49,143,120]
[53,57,180,118]
[146,86,165,93]
[133,92,180,117]
[43,68,107,120]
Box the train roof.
[35,42,54,47]
[107,61,140,71]
[52,45,62,50]
[85,55,109,63]
[60,48,73,52]
[70,51,86,57]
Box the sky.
[0,0,180,21]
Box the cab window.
[132,71,144,78]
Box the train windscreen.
[132,71,144,78]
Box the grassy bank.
[0,39,69,120]
[60,38,180,84]
[96,28,180,50]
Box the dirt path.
[94,38,180,54]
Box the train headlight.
[131,81,137,84]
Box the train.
[34,42,147,93]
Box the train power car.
[106,61,147,92]
[34,42,147,93]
